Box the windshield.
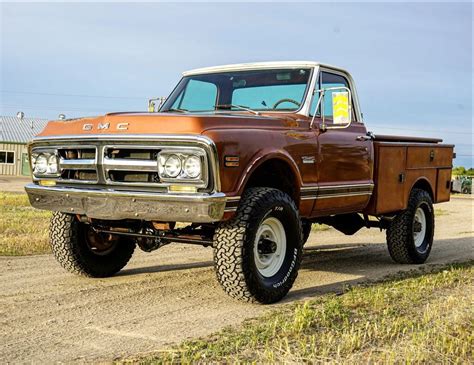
[161,68,312,113]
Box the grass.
[311,223,331,232]
[435,208,449,216]
[0,192,51,255]
[138,262,474,364]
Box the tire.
[386,189,434,264]
[50,212,136,277]
[213,187,303,304]
[302,219,312,245]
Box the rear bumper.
[25,183,227,222]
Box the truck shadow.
[118,237,472,304]
[283,237,472,303]
[118,242,388,277]
[118,260,214,276]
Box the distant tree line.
[453,167,474,176]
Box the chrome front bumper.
[25,184,227,222]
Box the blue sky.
[1,2,472,166]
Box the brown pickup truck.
[26,62,454,303]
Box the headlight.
[157,150,206,184]
[183,155,201,178]
[31,150,59,177]
[34,154,48,174]
[163,154,182,178]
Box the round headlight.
[47,155,58,174]
[164,154,182,177]
[184,155,201,178]
[35,154,48,174]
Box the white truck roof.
[183,61,347,76]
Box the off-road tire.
[386,189,434,264]
[213,187,303,304]
[50,212,136,277]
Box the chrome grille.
[30,135,219,192]
[58,146,98,183]
[103,146,161,185]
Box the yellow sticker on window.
[332,92,350,124]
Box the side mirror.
[148,100,156,113]
[310,86,352,130]
[148,97,167,113]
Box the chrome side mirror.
[310,86,352,131]
[148,97,167,113]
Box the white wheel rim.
[254,217,287,278]
[413,207,427,248]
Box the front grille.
[32,138,214,191]
[30,136,214,192]
[103,146,161,186]
[58,146,98,183]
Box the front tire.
[50,212,136,277]
[213,187,303,304]
[386,189,434,264]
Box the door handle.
[356,135,371,141]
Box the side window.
[172,79,217,111]
[310,71,352,120]
[321,72,349,119]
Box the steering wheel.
[272,98,301,109]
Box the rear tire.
[50,212,136,277]
[386,189,434,264]
[213,187,303,304]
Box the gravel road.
[1,197,472,363]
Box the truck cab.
[26,62,454,303]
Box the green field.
[0,192,51,255]
[141,263,473,364]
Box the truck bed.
[365,137,454,215]
[373,134,443,144]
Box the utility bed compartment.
[365,141,454,216]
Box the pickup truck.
[25,61,454,304]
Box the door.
[311,71,373,215]
[21,153,30,176]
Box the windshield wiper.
[215,104,260,116]
[165,108,188,113]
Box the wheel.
[386,189,434,264]
[213,187,303,304]
[50,212,136,277]
[302,219,312,245]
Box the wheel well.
[412,178,434,201]
[244,159,299,203]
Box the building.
[0,116,49,176]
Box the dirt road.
[0,175,30,193]
[1,197,472,363]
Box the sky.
[1,2,472,167]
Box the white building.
[0,116,48,176]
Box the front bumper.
[25,184,227,222]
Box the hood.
[36,112,301,138]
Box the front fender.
[233,149,302,196]
[202,128,305,197]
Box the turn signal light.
[39,180,57,187]
[169,185,197,193]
